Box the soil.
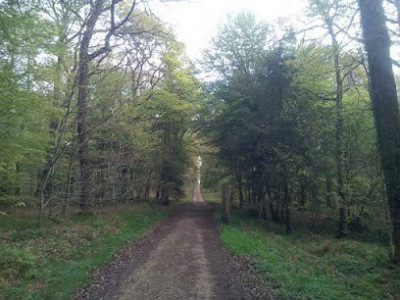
[75,186,275,299]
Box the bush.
[0,246,36,287]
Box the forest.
[1,0,400,299]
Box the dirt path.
[76,186,273,299]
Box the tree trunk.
[236,170,244,208]
[284,180,291,233]
[76,0,106,213]
[144,184,150,199]
[285,204,291,233]
[77,47,91,212]
[299,182,306,210]
[161,186,169,206]
[222,184,230,224]
[326,175,333,207]
[62,146,74,218]
[327,20,347,238]
[359,0,400,264]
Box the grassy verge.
[219,212,400,299]
[202,189,221,205]
[0,203,169,299]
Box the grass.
[202,189,221,205]
[218,212,400,300]
[0,203,169,299]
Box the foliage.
[200,8,385,240]
[203,11,269,78]
[0,1,202,213]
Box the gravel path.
[76,186,274,299]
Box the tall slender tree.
[308,0,362,237]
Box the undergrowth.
[0,203,169,299]
[219,212,400,299]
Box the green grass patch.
[219,213,400,299]
[0,203,169,299]
[179,194,193,204]
[202,189,221,204]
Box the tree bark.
[359,0,400,264]
[326,175,333,207]
[62,143,75,218]
[299,181,306,210]
[284,180,291,233]
[236,170,244,208]
[328,18,347,238]
[270,202,279,222]
[222,184,230,224]
[76,0,106,212]
[161,186,169,206]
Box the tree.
[0,1,53,208]
[203,11,269,79]
[202,13,306,232]
[75,0,136,212]
[144,41,201,205]
[358,0,400,264]
[308,0,362,237]
[0,0,199,218]
[202,12,270,209]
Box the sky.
[152,0,308,60]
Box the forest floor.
[0,203,169,299]
[76,186,274,299]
